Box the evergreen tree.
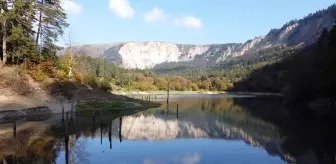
[34,0,68,61]
[0,0,68,66]
[7,0,37,63]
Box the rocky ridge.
[64,5,336,69]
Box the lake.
[0,94,335,164]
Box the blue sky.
[59,0,335,46]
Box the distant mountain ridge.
[62,4,336,69]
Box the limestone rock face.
[62,5,336,69]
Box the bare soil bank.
[0,66,156,117]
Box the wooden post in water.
[91,110,96,138]
[109,120,112,149]
[76,100,79,118]
[64,114,69,164]
[166,82,170,116]
[65,112,68,136]
[176,104,179,119]
[167,82,170,104]
[62,103,65,123]
[70,101,73,121]
[13,120,16,138]
[66,111,68,124]
[100,109,103,120]
[92,108,96,122]
[100,108,103,145]
[119,117,122,143]
[100,122,103,145]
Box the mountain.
[230,25,336,104]
[64,4,336,69]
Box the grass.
[77,99,160,118]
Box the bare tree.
[64,29,82,79]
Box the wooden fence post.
[177,104,179,119]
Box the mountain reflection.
[0,96,335,163]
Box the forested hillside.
[231,26,336,104]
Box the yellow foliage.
[81,74,99,88]
[134,82,158,91]
[31,67,45,82]
[154,77,168,90]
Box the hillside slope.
[0,67,128,112]
[230,26,336,106]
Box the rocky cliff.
[65,4,336,69]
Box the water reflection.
[0,95,335,163]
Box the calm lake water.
[1,94,336,164]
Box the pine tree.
[6,0,37,63]
[34,0,68,61]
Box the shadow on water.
[234,97,336,164]
[0,95,336,163]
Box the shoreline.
[111,90,282,96]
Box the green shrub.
[137,82,158,91]
[80,74,98,88]
[56,70,67,79]
[32,68,45,82]
[88,76,99,88]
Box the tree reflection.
[2,96,336,164]
[119,117,123,143]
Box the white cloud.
[144,7,165,23]
[179,153,201,164]
[144,153,201,164]
[109,0,135,18]
[178,16,202,29]
[143,7,202,29]
[61,0,82,14]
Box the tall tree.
[0,0,10,67]
[7,0,37,63]
[34,0,68,61]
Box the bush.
[74,73,82,82]
[134,82,158,91]
[88,76,99,88]
[31,68,45,82]
[99,79,112,91]
[81,74,99,88]
[190,83,199,91]
[56,70,67,79]
[40,61,55,77]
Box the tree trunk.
[35,0,43,61]
[1,2,7,67]
[68,55,73,78]
[1,20,6,66]
[35,0,43,45]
